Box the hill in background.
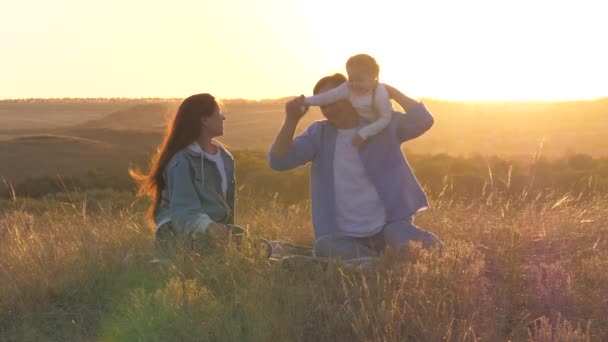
[1,97,607,187]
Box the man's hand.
[270,96,308,159]
[286,95,308,122]
[383,84,400,99]
[383,84,419,112]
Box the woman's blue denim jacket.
[154,142,235,234]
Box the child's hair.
[346,54,380,80]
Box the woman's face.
[200,105,226,137]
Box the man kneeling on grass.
[269,74,443,259]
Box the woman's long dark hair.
[129,93,218,227]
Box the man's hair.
[313,73,347,95]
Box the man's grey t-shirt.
[333,127,386,237]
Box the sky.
[1,0,607,101]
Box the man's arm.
[270,96,305,158]
[268,97,320,170]
[383,84,420,112]
[384,84,435,143]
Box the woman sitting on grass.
[130,93,245,254]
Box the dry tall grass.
[0,189,606,341]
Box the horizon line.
[1,95,607,103]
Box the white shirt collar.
[187,140,226,155]
[187,142,204,154]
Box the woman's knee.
[155,223,180,255]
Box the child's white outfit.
[305,82,393,140]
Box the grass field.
[1,98,607,340]
[1,188,606,341]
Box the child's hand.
[352,134,365,148]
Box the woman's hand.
[206,222,230,241]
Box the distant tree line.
[0,98,180,104]
[0,98,292,106]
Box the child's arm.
[356,84,393,140]
[304,82,349,106]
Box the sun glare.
[302,0,606,101]
[0,0,605,101]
